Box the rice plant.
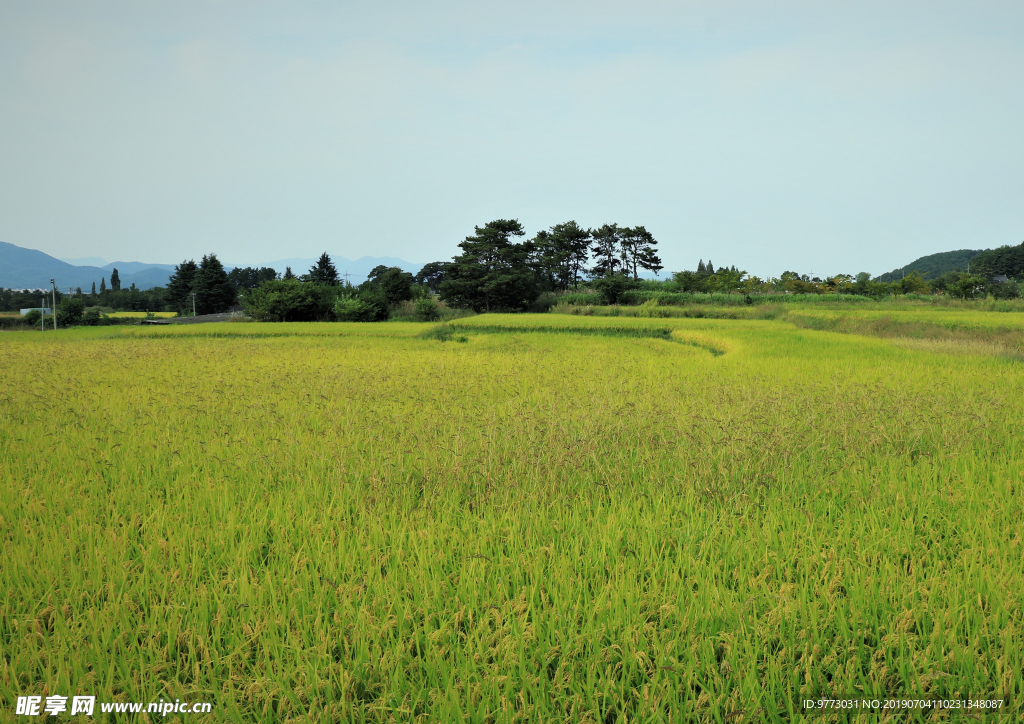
[2,311,1022,722]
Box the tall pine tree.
[166,259,198,315]
[306,253,339,285]
[191,254,235,314]
[414,262,450,293]
[529,229,559,292]
[619,226,663,278]
[589,224,622,277]
[439,219,539,312]
[550,221,592,290]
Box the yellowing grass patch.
[105,311,178,318]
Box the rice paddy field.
[2,305,1023,722]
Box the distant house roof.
[992,275,1010,283]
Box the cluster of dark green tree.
[0,273,176,316]
[242,253,437,322]
[416,219,663,312]
[668,260,747,295]
[926,271,1019,299]
[6,295,141,329]
[3,256,275,321]
[88,260,280,316]
[876,249,982,282]
[969,241,1024,279]
[4,257,272,327]
[48,298,111,327]
[0,287,65,313]
[165,254,238,315]
[0,284,175,328]
[653,259,1019,300]
[868,242,1023,293]
[227,266,279,292]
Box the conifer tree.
[191,254,235,314]
[307,252,340,286]
[530,229,559,291]
[283,267,296,280]
[589,224,622,277]
[414,262,450,293]
[551,221,592,290]
[166,259,198,315]
[619,226,663,278]
[438,219,538,312]
[110,268,121,291]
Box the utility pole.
[51,279,57,330]
[41,295,45,331]
[343,271,351,286]
[191,292,197,316]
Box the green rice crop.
[2,312,1022,722]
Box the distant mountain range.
[1,241,423,290]
[1,242,177,291]
[14,239,1017,291]
[59,257,180,275]
[59,256,110,267]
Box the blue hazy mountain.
[1,242,174,290]
[3,241,107,290]
[102,261,177,274]
[3,241,424,290]
[115,267,174,289]
[59,256,107,266]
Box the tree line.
[416,219,662,312]
[5,225,1020,327]
[663,266,1019,300]
[228,219,666,320]
[241,255,429,322]
[0,275,173,326]
[969,241,1024,280]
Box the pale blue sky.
[1,1,1022,276]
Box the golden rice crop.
[1,312,1022,722]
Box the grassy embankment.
[2,309,1023,722]
[552,298,1024,360]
